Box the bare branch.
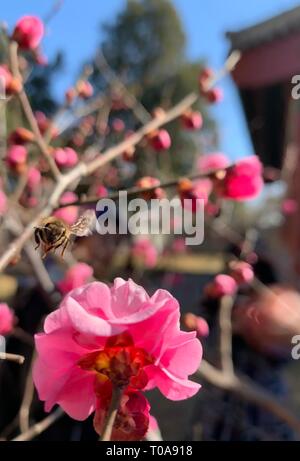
[219,295,235,376]
[0,92,197,271]
[197,360,300,436]
[12,408,64,441]
[0,352,25,364]
[9,41,62,181]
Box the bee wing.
[70,209,96,237]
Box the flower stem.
[100,387,122,442]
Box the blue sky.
[3,0,300,160]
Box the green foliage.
[26,52,63,115]
[91,0,216,177]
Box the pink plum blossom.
[54,192,79,225]
[94,389,150,440]
[131,239,158,268]
[12,16,44,50]
[33,278,202,427]
[0,303,14,335]
[216,156,263,201]
[57,263,94,295]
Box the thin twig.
[12,408,64,441]
[4,213,55,292]
[19,352,36,433]
[100,387,122,442]
[219,295,235,376]
[56,167,228,209]
[197,359,300,436]
[9,41,61,180]
[0,51,238,270]
[0,352,25,364]
[0,93,197,271]
[95,51,151,124]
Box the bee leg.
[34,229,41,250]
[61,239,69,258]
[42,245,52,259]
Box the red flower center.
[78,332,153,389]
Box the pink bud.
[64,147,78,167]
[27,166,41,189]
[112,118,125,133]
[181,111,203,130]
[281,198,298,216]
[136,176,165,200]
[206,274,237,298]
[183,313,210,338]
[6,144,28,167]
[54,192,79,225]
[35,52,48,66]
[57,263,94,295]
[148,129,171,151]
[12,16,44,50]
[205,87,223,104]
[229,261,254,285]
[131,238,158,268]
[178,178,211,211]
[9,127,34,145]
[95,185,108,198]
[0,303,15,336]
[77,80,93,99]
[54,147,78,168]
[53,148,68,167]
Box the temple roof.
[226,6,300,51]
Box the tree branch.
[12,408,64,441]
[9,41,62,181]
[219,295,235,376]
[0,352,25,364]
[197,360,300,436]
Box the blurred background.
[1,0,300,442]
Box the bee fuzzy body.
[34,210,95,258]
[34,217,71,258]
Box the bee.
[34,209,96,258]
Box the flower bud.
[12,16,44,50]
